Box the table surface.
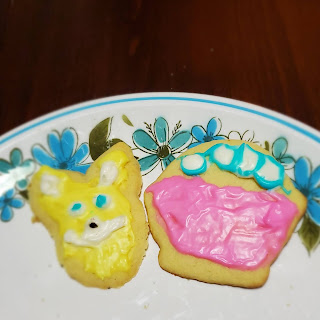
[1,0,320,136]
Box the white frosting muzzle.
[64,215,127,247]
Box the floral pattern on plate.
[0,189,24,222]
[0,148,36,192]
[0,112,319,255]
[32,128,91,173]
[0,148,35,221]
[293,157,320,252]
[132,117,192,174]
[189,117,225,148]
[271,137,295,169]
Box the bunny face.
[31,150,135,279]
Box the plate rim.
[0,92,320,317]
[1,92,319,145]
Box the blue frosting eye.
[69,202,85,215]
[95,194,109,208]
[71,203,82,211]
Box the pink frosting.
[146,176,299,270]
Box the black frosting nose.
[89,222,98,228]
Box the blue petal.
[9,198,24,208]
[48,131,64,161]
[188,142,202,149]
[133,130,158,153]
[191,126,206,142]
[169,131,192,152]
[214,136,226,140]
[0,160,12,173]
[16,179,28,190]
[5,188,15,199]
[162,155,176,169]
[272,137,288,159]
[311,188,320,198]
[1,206,13,222]
[308,199,320,226]
[309,166,320,190]
[138,154,159,171]
[70,143,89,165]
[280,156,295,169]
[294,157,311,190]
[207,118,220,136]
[72,163,91,174]
[10,149,22,167]
[32,145,59,168]
[155,117,169,144]
[292,180,299,190]
[61,129,77,160]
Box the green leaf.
[89,117,123,160]
[298,215,320,253]
[19,190,29,200]
[105,138,123,150]
[122,114,134,127]
[264,141,270,151]
[89,117,112,160]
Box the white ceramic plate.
[0,93,319,320]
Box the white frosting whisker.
[64,215,127,247]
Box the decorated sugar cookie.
[29,142,149,289]
[144,140,307,288]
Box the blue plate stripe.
[0,96,319,145]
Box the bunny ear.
[40,172,62,197]
[99,161,118,186]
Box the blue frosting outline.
[180,153,207,176]
[180,143,290,193]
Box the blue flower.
[189,117,225,148]
[0,148,35,196]
[271,137,295,169]
[32,128,90,174]
[133,117,192,173]
[294,157,320,225]
[0,189,24,222]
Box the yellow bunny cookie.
[29,142,149,289]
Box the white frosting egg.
[214,145,234,165]
[238,145,259,173]
[182,154,205,171]
[256,158,280,181]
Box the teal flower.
[0,149,35,196]
[0,189,24,222]
[189,117,225,148]
[271,137,295,169]
[133,117,192,173]
[32,128,90,173]
[293,157,320,226]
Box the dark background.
[1,0,319,135]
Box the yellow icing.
[35,150,135,279]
